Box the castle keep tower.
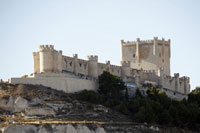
[33,45,62,73]
[121,37,171,76]
[11,38,190,99]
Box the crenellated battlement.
[120,39,137,46]
[164,75,172,80]
[140,40,153,43]
[39,45,62,54]
[33,52,39,56]
[110,64,121,69]
[73,54,78,58]
[141,69,156,73]
[39,45,54,51]
[137,37,154,43]
[11,37,190,101]
[121,61,131,67]
[30,37,189,98]
[34,45,63,73]
[106,60,110,64]
[174,73,180,78]
[87,55,98,61]
[121,37,170,46]
[121,40,136,45]
[180,76,190,82]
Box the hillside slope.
[0,83,195,133]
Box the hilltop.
[0,83,197,133]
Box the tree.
[135,88,143,98]
[188,87,200,106]
[134,100,156,123]
[169,104,180,125]
[158,110,170,125]
[128,98,144,114]
[98,71,126,100]
[147,86,170,109]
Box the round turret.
[39,45,54,73]
[57,50,63,73]
[87,55,98,78]
[33,52,40,73]
[121,61,131,80]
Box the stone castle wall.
[121,37,170,76]
[31,43,190,95]
[10,73,97,93]
[11,38,190,98]
[162,74,190,94]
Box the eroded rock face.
[38,126,49,133]
[31,97,43,105]
[0,98,10,110]
[54,125,77,133]
[94,105,108,113]
[3,125,37,133]
[2,124,106,133]
[25,107,55,116]
[7,96,14,110]
[0,96,29,112]
[14,96,28,112]
[66,124,77,133]
[95,127,106,133]
[77,125,93,133]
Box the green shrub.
[105,98,120,107]
[158,110,171,125]
[87,103,94,110]
[114,103,129,115]
[78,90,104,104]
[98,71,126,100]
[134,103,156,123]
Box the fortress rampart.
[32,40,190,95]
[10,37,190,99]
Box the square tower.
[121,37,171,76]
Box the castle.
[10,37,190,99]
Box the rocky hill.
[0,83,195,133]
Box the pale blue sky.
[0,0,199,90]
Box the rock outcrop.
[0,83,195,133]
[14,96,28,112]
[3,124,106,133]
[25,107,55,116]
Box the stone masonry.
[10,37,190,99]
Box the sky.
[0,0,199,90]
